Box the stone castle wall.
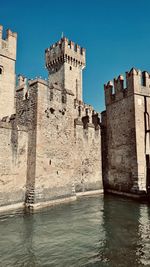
[0,120,28,207]
[0,74,102,209]
[102,69,150,196]
[0,26,17,118]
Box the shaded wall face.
[104,95,138,192]
[0,122,28,206]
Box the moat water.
[0,195,150,267]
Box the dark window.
[50,90,53,101]
[0,67,3,75]
[142,72,146,86]
[70,66,72,70]
[62,92,67,104]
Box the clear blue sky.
[0,0,150,111]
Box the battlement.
[104,68,150,105]
[0,25,17,60]
[74,99,94,118]
[45,37,86,71]
[74,99,100,129]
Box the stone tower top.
[0,25,17,60]
[45,37,86,101]
[104,68,150,106]
[45,37,86,70]
[0,25,17,118]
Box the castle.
[0,25,102,211]
[0,25,149,212]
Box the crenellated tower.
[0,25,17,118]
[45,37,86,101]
[102,67,150,196]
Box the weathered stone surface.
[0,25,103,210]
[0,26,17,118]
[102,69,150,195]
[0,121,28,206]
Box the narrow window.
[142,72,146,86]
[50,90,53,101]
[76,79,78,99]
[78,106,81,117]
[70,66,72,70]
[0,67,3,75]
[62,91,67,103]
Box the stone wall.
[102,72,139,193]
[0,120,28,207]
[34,81,76,203]
[0,30,103,210]
[0,26,17,118]
[102,69,150,195]
[74,122,102,192]
[103,94,138,192]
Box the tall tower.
[45,37,86,101]
[0,25,17,118]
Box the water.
[0,195,150,267]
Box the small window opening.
[50,90,53,101]
[85,108,88,116]
[62,95,67,104]
[50,107,55,114]
[141,72,146,86]
[0,67,3,75]
[49,160,51,165]
[78,106,81,117]
[70,66,72,70]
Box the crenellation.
[74,98,99,130]
[104,81,113,105]
[46,38,86,69]
[18,74,26,87]
[114,75,124,92]
[103,66,150,197]
[0,25,17,118]
[104,68,150,107]
[0,26,17,60]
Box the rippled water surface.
[0,195,150,267]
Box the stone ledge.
[105,189,147,199]
[0,202,24,213]
[76,189,103,197]
[28,195,77,211]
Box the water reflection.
[0,196,150,266]
[137,205,150,266]
[99,196,150,267]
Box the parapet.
[74,99,100,130]
[45,37,86,71]
[104,68,150,105]
[0,25,17,60]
